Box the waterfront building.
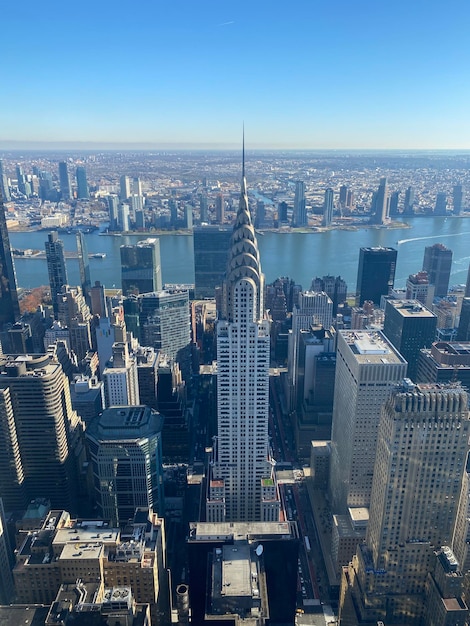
[370,177,389,225]
[0,191,20,327]
[422,242,453,298]
[120,238,162,296]
[453,184,464,215]
[86,405,164,524]
[339,184,348,206]
[388,189,400,217]
[322,187,334,226]
[292,180,307,227]
[193,226,232,299]
[75,165,89,199]
[340,382,470,625]
[329,331,407,514]
[0,160,10,202]
[215,192,224,223]
[118,201,130,231]
[383,299,437,381]
[119,174,131,200]
[76,230,91,300]
[434,191,448,216]
[355,246,397,306]
[107,194,119,230]
[45,231,68,318]
[206,152,279,522]
[0,354,80,511]
[58,161,72,201]
[403,185,415,214]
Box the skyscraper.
[58,161,72,201]
[206,150,278,522]
[388,189,400,217]
[119,174,131,200]
[355,246,397,306]
[0,191,20,327]
[422,242,453,298]
[369,177,389,225]
[0,160,10,202]
[193,226,233,299]
[383,299,437,381]
[45,231,68,318]
[434,191,448,215]
[76,231,91,300]
[75,165,89,199]
[120,238,162,296]
[403,185,415,215]
[215,192,224,223]
[86,405,164,525]
[0,354,79,511]
[322,187,334,226]
[292,180,307,227]
[340,382,470,625]
[453,184,464,215]
[329,330,407,513]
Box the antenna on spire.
[242,123,245,179]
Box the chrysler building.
[206,146,280,522]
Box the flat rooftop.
[387,299,435,318]
[59,542,103,561]
[53,521,119,550]
[189,521,295,541]
[341,331,405,364]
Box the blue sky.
[2,0,470,148]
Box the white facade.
[208,159,279,523]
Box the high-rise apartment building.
[403,185,415,214]
[383,299,437,381]
[215,192,224,223]
[75,166,89,199]
[119,174,131,200]
[206,154,278,522]
[120,238,162,296]
[0,160,10,202]
[0,192,20,327]
[422,242,453,298]
[329,331,407,513]
[86,405,164,524]
[45,231,68,318]
[434,191,448,215]
[340,382,470,625]
[370,177,389,224]
[76,230,91,299]
[193,226,232,299]
[292,180,307,227]
[58,161,72,201]
[355,246,397,306]
[322,187,334,226]
[453,184,464,215]
[0,354,79,511]
[389,189,400,216]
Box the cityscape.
[0,146,469,626]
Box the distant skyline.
[3,0,470,149]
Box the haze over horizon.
[3,0,470,150]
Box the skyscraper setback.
[206,149,279,522]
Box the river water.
[9,217,470,292]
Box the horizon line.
[1,140,470,153]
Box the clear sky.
[2,0,470,149]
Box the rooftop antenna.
[242,123,245,179]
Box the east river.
[8,217,470,293]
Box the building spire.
[222,133,264,322]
